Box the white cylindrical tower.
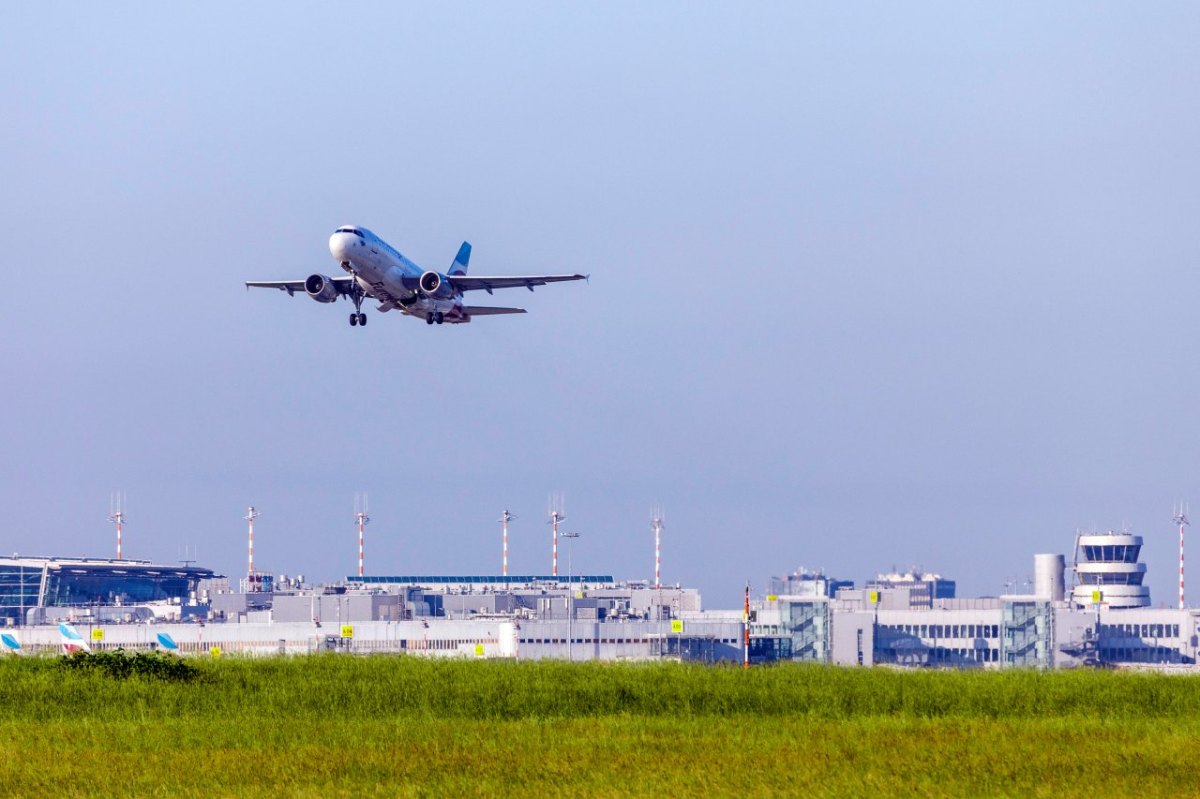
[1034,553,1065,601]
[1072,532,1150,608]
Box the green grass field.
[2,656,1198,798]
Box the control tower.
[1071,531,1150,608]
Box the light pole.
[563,531,580,661]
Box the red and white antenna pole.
[108,492,126,561]
[550,509,563,577]
[355,493,370,579]
[651,510,664,589]
[743,582,750,670]
[1175,504,1189,609]
[245,506,259,581]
[500,510,515,577]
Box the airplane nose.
[329,233,348,261]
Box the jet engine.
[304,274,340,303]
[419,271,455,300]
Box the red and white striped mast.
[550,509,564,577]
[108,492,126,561]
[355,493,370,578]
[549,494,565,578]
[651,508,665,589]
[742,582,751,670]
[1175,504,1189,609]
[500,510,515,576]
[245,506,259,585]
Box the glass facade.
[0,559,217,626]
[0,564,42,625]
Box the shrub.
[57,649,199,682]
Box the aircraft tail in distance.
[58,622,91,654]
[1,633,21,656]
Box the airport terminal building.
[0,556,217,626]
[5,529,1199,670]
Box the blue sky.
[2,4,1199,607]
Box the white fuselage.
[328,226,465,321]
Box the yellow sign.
[474,643,485,657]
[575,591,584,599]
[671,620,684,634]
[340,625,354,639]
[1092,590,1103,604]
[210,646,222,657]
[868,591,879,604]
[90,628,104,642]
[766,594,778,602]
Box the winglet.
[450,241,472,276]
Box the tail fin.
[156,632,180,652]
[58,622,91,654]
[1,633,22,656]
[449,241,471,276]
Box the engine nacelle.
[304,274,339,303]
[419,270,455,300]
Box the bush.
[57,649,199,682]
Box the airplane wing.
[244,277,357,296]
[464,306,527,316]
[448,274,588,295]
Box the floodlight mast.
[245,506,260,580]
[1175,503,1190,610]
[499,510,516,577]
[548,494,566,577]
[562,530,580,662]
[355,493,370,578]
[108,492,127,561]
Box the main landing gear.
[349,312,367,326]
[424,311,445,325]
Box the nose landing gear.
[348,283,367,328]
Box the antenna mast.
[244,506,260,581]
[108,491,127,560]
[549,494,565,577]
[1175,503,1189,609]
[355,493,370,578]
[500,510,516,576]
[651,507,665,589]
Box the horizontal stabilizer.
[464,306,526,316]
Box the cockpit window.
[335,227,365,238]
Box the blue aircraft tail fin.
[449,241,471,276]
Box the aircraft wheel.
[426,313,434,325]
[435,312,444,325]
[349,313,358,326]
[358,313,367,326]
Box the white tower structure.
[108,492,127,561]
[1174,504,1189,609]
[1072,530,1150,608]
[355,493,370,578]
[651,508,665,589]
[499,510,515,577]
[244,506,260,580]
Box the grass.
[1,656,1199,797]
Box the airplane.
[246,226,587,326]
[58,622,90,655]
